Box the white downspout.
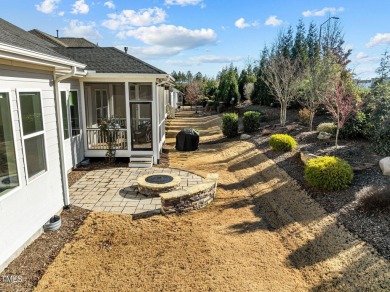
[53,67,77,208]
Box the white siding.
[0,64,64,270]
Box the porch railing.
[87,128,127,150]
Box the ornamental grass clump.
[221,113,239,138]
[243,111,261,132]
[317,122,337,134]
[304,156,353,191]
[269,134,297,152]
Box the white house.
[0,19,173,271]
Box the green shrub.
[243,111,261,132]
[372,126,390,155]
[304,156,353,191]
[317,122,337,134]
[340,110,368,139]
[222,113,239,138]
[269,134,297,152]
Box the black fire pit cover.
[176,128,199,151]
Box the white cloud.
[102,8,167,30]
[165,0,203,6]
[58,11,65,16]
[35,0,60,14]
[63,20,102,40]
[234,18,259,29]
[366,33,390,48]
[302,7,344,17]
[119,46,182,59]
[265,16,283,27]
[71,0,89,14]
[117,25,217,50]
[167,55,243,66]
[344,44,354,51]
[355,52,380,63]
[104,1,115,9]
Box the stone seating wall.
[160,173,218,214]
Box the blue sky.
[3,0,390,79]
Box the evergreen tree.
[292,19,308,66]
[251,46,274,105]
[217,64,240,104]
[306,22,319,68]
[238,69,248,100]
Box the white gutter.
[53,66,77,207]
[0,43,85,68]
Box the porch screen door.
[130,102,152,150]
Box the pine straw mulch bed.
[0,206,90,292]
[0,153,171,291]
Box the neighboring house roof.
[29,30,98,48]
[29,29,69,47]
[0,18,73,61]
[59,38,98,48]
[54,47,167,74]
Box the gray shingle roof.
[59,38,97,48]
[54,47,167,74]
[0,19,73,61]
[29,30,98,48]
[29,29,69,47]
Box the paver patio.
[70,167,203,215]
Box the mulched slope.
[250,116,390,261]
[0,206,90,292]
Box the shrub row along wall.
[160,173,219,214]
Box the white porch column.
[79,81,88,154]
[125,82,130,151]
[152,81,159,164]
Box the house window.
[0,92,19,195]
[95,89,108,123]
[61,91,69,139]
[19,92,47,180]
[69,91,80,136]
[129,84,152,101]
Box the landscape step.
[128,161,153,168]
[129,155,153,168]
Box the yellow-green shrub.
[317,122,336,134]
[269,134,297,152]
[304,156,353,191]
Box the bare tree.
[300,55,339,130]
[243,83,254,100]
[324,81,361,147]
[261,54,303,126]
[185,80,204,113]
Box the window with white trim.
[19,92,47,180]
[0,92,19,195]
[60,91,70,139]
[95,89,108,123]
[69,91,80,136]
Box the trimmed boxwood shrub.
[243,111,261,132]
[340,110,369,139]
[269,134,297,152]
[317,122,336,134]
[222,113,238,138]
[304,156,354,191]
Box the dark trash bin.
[176,128,199,151]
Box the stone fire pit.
[137,173,181,197]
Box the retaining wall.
[160,173,218,214]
